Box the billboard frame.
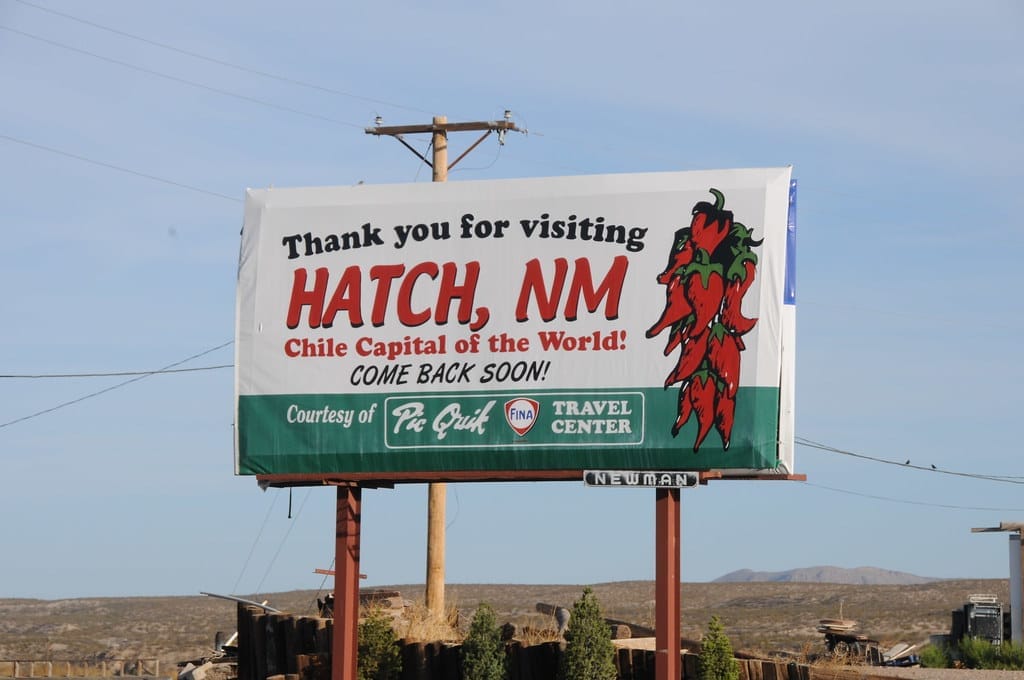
[236,168,797,478]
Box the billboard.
[235,168,795,476]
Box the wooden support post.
[285,618,301,675]
[333,485,362,680]
[252,610,268,680]
[425,115,448,619]
[425,482,446,618]
[237,605,252,680]
[431,115,448,183]
[655,488,680,680]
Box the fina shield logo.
[504,398,540,437]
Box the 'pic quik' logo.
[504,398,539,436]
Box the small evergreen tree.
[358,609,402,680]
[461,602,507,680]
[559,587,616,680]
[698,616,739,680]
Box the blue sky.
[2,0,1022,599]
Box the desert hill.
[714,566,942,585]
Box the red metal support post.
[333,485,362,680]
[655,488,681,680]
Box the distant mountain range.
[713,566,942,585]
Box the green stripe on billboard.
[237,386,780,474]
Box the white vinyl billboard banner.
[235,168,796,476]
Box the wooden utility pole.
[431,115,448,183]
[426,116,448,619]
[365,113,522,619]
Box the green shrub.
[959,637,999,669]
[996,640,1024,669]
[358,609,402,680]
[918,643,951,668]
[698,616,739,680]
[461,603,507,680]
[958,637,1024,670]
[559,587,616,680]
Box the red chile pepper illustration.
[683,251,725,332]
[721,256,757,336]
[646,275,693,340]
[714,385,736,450]
[664,327,708,388]
[662,314,696,356]
[689,188,733,255]
[707,323,741,398]
[728,221,763,258]
[648,188,762,452]
[657,229,696,285]
[688,371,718,452]
[671,381,693,437]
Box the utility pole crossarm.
[365,115,523,173]
[364,120,521,136]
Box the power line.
[801,481,1024,513]
[0,364,231,379]
[2,3,835,178]
[254,488,313,598]
[307,556,336,616]
[450,141,503,175]
[0,25,365,129]
[9,5,996,215]
[796,436,1024,484]
[0,133,241,202]
[12,0,434,116]
[231,490,280,596]
[0,340,233,429]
